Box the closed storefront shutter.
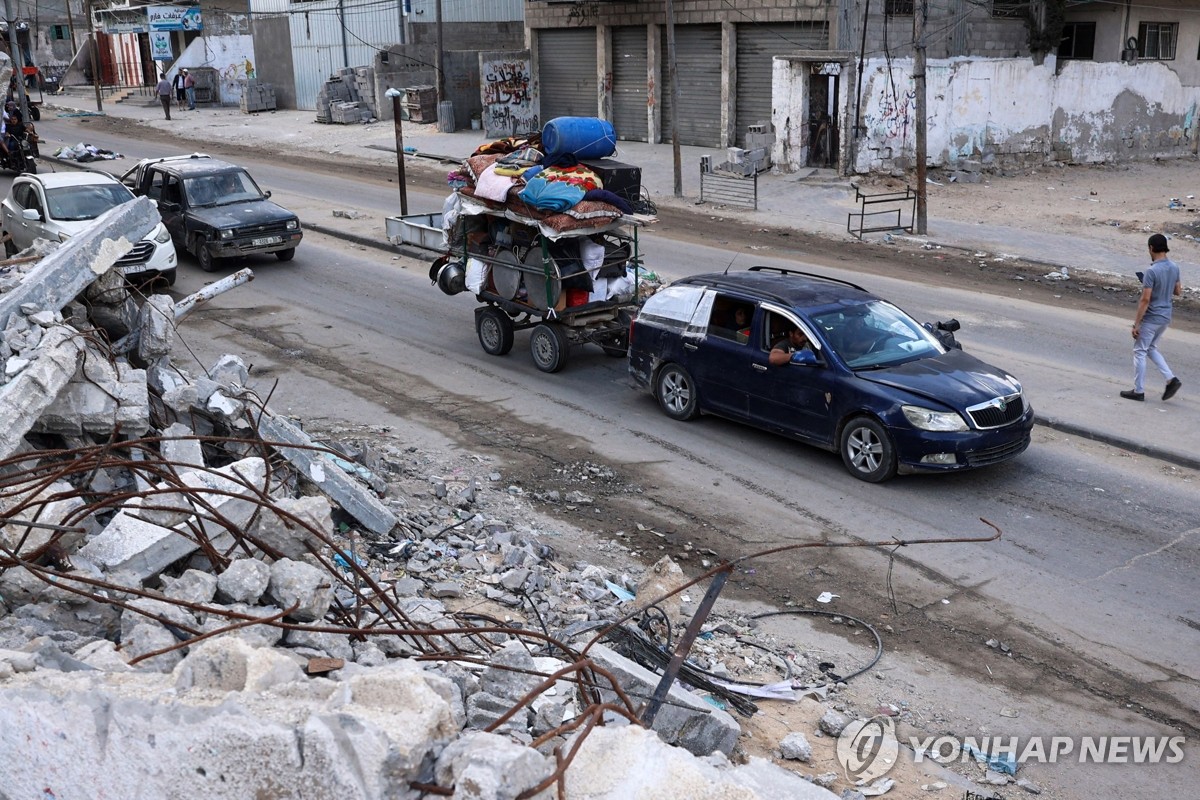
[735,23,828,146]
[537,28,598,123]
[659,24,721,147]
[611,26,648,141]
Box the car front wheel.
[656,363,699,421]
[196,239,216,272]
[276,248,296,262]
[840,416,897,483]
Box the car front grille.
[964,435,1031,467]
[234,221,290,238]
[117,240,155,266]
[967,393,1025,429]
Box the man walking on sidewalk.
[184,69,196,111]
[155,73,173,120]
[1121,233,1182,401]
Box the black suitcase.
[581,158,642,204]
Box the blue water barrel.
[542,117,617,160]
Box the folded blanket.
[519,176,586,212]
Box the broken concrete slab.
[266,558,334,622]
[0,326,85,459]
[434,731,553,800]
[0,479,88,557]
[254,410,398,536]
[586,643,740,757]
[247,495,333,560]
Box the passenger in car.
[732,306,752,341]
[769,324,811,366]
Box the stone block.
[216,558,271,604]
[267,558,334,622]
[434,731,552,800]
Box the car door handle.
[752,363,767,372]
[683,342,698,351]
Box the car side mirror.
[21,208,40,221]
[263,190,272,199]
[790,350,818,366]
[160,201,181,213]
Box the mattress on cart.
[457,187,625,241]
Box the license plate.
[252,236,282,246]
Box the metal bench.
[847,186,916,239]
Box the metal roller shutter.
[660,24,722,147]
[611,26,648,141]
[735,23,828,145]
[537,28,598,123]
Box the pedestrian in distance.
[172,69,186,106]
[1121,233,1182,402]
[184,69,196,111]
[155,73,172,120]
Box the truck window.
[147,171,165,201]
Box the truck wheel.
[530,322,569,373]
[476,307,514,356]
[656,364,700,421]
[196,239,216,272]
[275,248,296,262]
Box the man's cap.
[1149,233,1169,253]
[182,68,189,73]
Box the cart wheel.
[29,106,40,121]
[530,322,570,373]
[476,307,514,356]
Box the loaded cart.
[386,134,657,373]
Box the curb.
[1036,415,1200,473]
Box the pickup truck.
[121,154,302,272]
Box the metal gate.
[659,24,721,147]
[735,22,828,146]
[611,26,648,141]
[537,28,598,122]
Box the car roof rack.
[746,265,866,292]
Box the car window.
[163,176,183,205]
[11,182,36,210]
[706,295,754,345]
[147,171,166,201]
[811,300,943,369]
[185,170,263,207]
[641,285,705,323]
[45,184,134,222]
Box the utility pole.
[384,88,408,215]
[434,0,444,102]
[914,0,927,234]
[3,0,29,120]
[83,0,102,111]
[664,0,681,197]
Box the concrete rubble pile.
[0,204,846,798]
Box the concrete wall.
[1065,0,1200,86]
[408,22,524,50]
[177,33,255,106]
[252,14,296,109]
[373,45,438,122]
[835,0,1029,59]
[480,51,537,137]
[526,0,827,28]
[822,56,1200,174]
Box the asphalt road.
[10,118,1199,799]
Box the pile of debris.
[0,202,853,798]
[316,66,378,124]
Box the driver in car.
[769,324,811,366]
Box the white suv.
[1,171,178,286]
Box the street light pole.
[83,0,102,112]
[385,87,408,215]
[914,0,927,234]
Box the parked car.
[1,171,177,285]
[121,154,302,272]
[628,267,1034,482]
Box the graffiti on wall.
[481,57,539,137]
[864,83,916,144]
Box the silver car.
[1,171,178,285]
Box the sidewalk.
[39,92,1200,471]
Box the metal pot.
[431,256,466,296]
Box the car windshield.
[810,300,944,369]
[184,170,263,207]
[44,184,135,222]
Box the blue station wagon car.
[628,267,1034,482]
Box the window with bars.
[50,25,69,40]
[991,0,1029,19]
[886,0,914,15]
[1138,22,1177,60]
[1057,21,1096,60]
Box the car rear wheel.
[656,364,699,421]
[476,307,514,356]
[840,417,897,483]
[196,239,216,272]
[530,322,570,373]
[276,248,296,262]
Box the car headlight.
[153,224,171,243]
[286,219,298,230]
[220,229,233,239]
[902,405,968,432]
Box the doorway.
[807,65,840,169]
